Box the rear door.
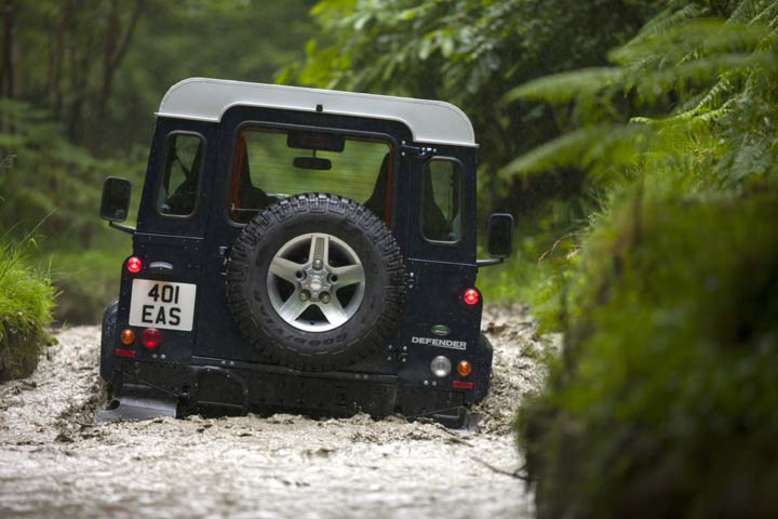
[397,145,481,372]
[123,119,216,364]
[193,106,414,363]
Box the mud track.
[0,305,556,518]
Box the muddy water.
[0,305,556,518]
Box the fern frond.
[661,74,737,123]
[610,20,766,67]
[748,0,778,27]
[631,3,708,43]
[632,95,735,133]
[632,51,772,104]
[503,68,623,105]
[497,125,647,179]
[728,0,765,24]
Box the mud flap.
[99,302,118,382]
[427,406,469,428]
[398,388,470,428]
[96,384,178,423]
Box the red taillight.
[127,256,142,274]
[142,328,161,350]
[463,288,480,306]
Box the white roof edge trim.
[156,78,477,148]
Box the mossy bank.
[0,239,54,382]
[517,193,778,518]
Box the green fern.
[504,68,624,105]
[498,125,649,179]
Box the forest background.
[1,1,777,515]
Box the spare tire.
[226,193,406,371]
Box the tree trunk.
[0,0,15,100]
[99,0,120,119]
[97,0,144,120]
[49,0,71,116]
[67,31,95,144]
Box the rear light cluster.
[115,327,161,359]
[428,289,477,389]
[115,327,137,358]
[429,355,474,390]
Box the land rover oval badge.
[431,324,450,337]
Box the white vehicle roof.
[157,78,476,148]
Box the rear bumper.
[100,354,490,428]
[100,305,493,428]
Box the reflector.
[452,380,474,390]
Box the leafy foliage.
[502,6,778,187]
[10,0,316,155]
[521,195,778,518]
[0,99,141,245]
[514,1,778,516]
[0,99,139,322]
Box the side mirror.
[100,177,132,222]
[487,213,514,258]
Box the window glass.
[228,128,392,224]
[158,133,204,216]
[422,158,462,242]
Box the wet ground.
[0,305,556,518]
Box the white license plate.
[129,279,197,331]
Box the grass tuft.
[0,234,54,382]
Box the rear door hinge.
[406,271,416,290]
[219,246,231,276]
[400,142,438,159]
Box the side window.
[157,132,204,217]
[421,158,462,243]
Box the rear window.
[228,128,393,224]
[157,132,204,217]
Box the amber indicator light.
[457,360,472,377]
[120,328,135,346]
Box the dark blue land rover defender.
[98,78,513,427]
